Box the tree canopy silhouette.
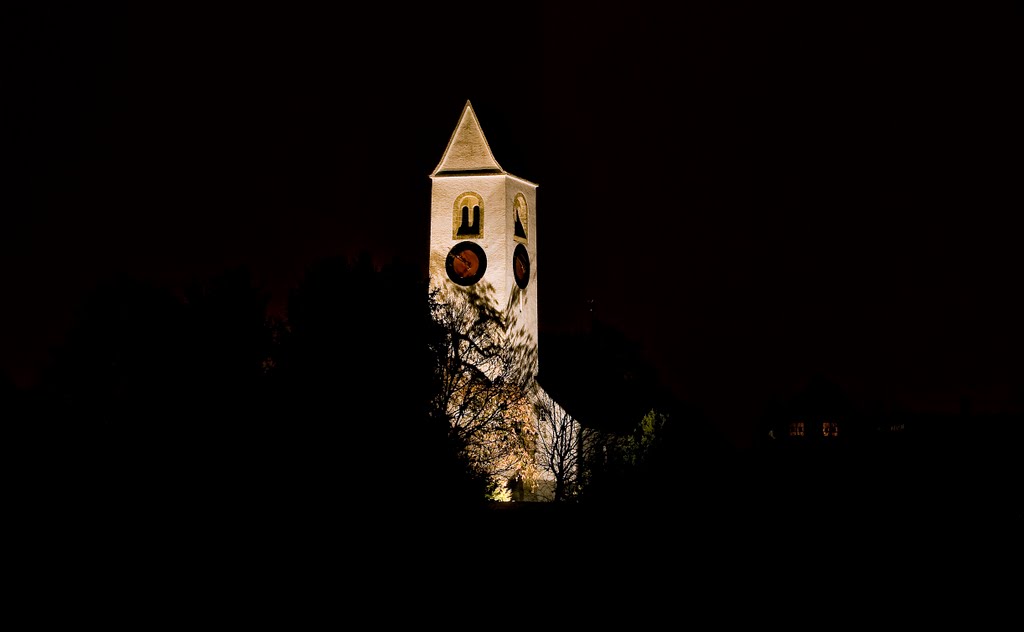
[272,254,488,512]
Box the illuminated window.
[822,421,839,438]
[452,192,484,238]
[788,421,805,437]
[513,193,528,244]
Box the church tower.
[428,101,539,374]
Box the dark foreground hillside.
[10,408,1019,621]
[11,448,1018,624]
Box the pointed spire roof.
[432,100,505,176]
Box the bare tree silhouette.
[534,389,584,502]
[429,281,540,500]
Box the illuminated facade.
[428,101,562,501]
[428,100,539,369]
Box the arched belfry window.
[453,192,484,239]
[513,193,528,244]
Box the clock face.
[445,241,487,286]
[513,243,530,289]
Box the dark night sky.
[5,2,1022,446]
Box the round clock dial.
[445,241,487,286]
[513,243,530,289]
